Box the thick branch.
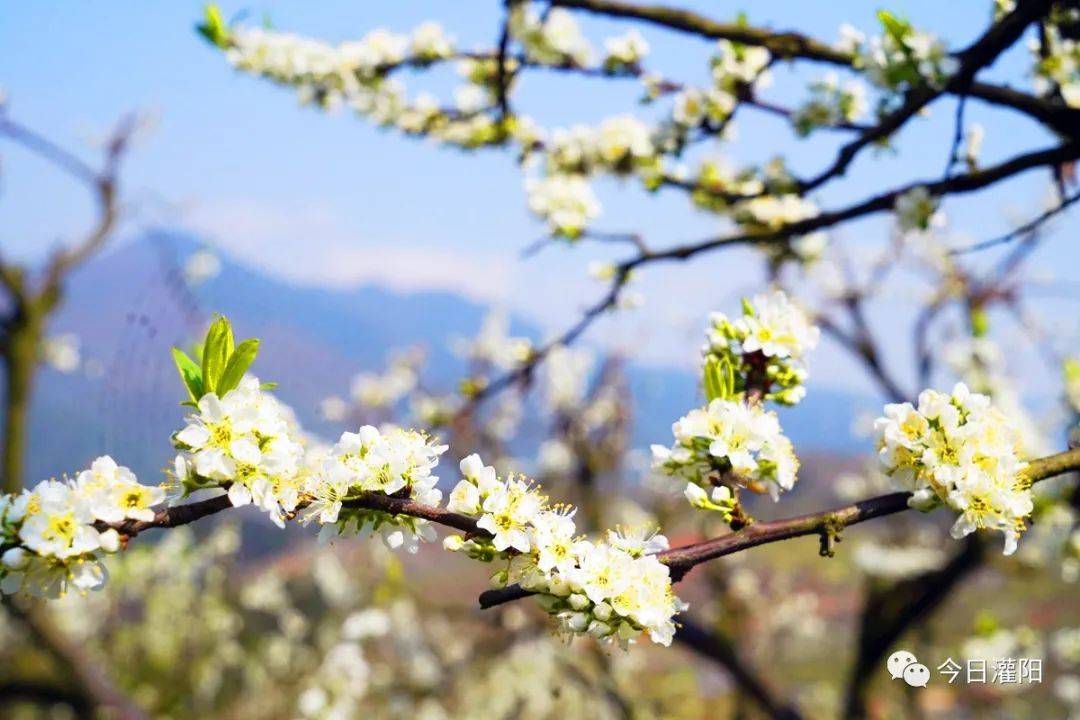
[842,536,984,719]
[551,0,852,64]
[550,0,1078,138]
[676,616,803,720]
[108,491,484,542]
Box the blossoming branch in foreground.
[0,456,164,597]
[444,454,684,647]
[653,293,815,511]
[303,425,447,554]
[173,375,307,528]
[874,382,1033,554]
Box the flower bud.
[442,534,464,552]
[98,528,121,553]
[2,547,28,569]
[684,482,708,508]
[568,593,590,611]
[565,612,589,632]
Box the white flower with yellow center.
[874,383,1032,554]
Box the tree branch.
[842,535,984,719]
[628,140,1080,269]
[799,0,1053,194]
[551,0,852,64]
[479,446,1080,607]
[676,616,803,720]
[549,0,1079,138]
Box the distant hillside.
[23,231,870,487]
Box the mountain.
[22,231,870,487]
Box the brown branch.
[967,80,1080,140]
[548,0,1079,139]
[842,535,984,719]
[799,0,1053,194]
[493,142,1074,417]
[0,114,133,494]
[494,1,514,122]
[551,0,851,64]
[629,140,1080,269]
[676,616,803,720]
[479,446,1080,607]
[3,602,147,720]
[108,490,484,541]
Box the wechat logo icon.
[887,650,930,688]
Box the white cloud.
[183,196,517,303]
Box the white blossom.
[443,454,683,647]
[303,425,448,553]
[173,376,305,528]
[653,398,800,502]
[0,456,163,597]
[894,186,945,234]
[874,383,1033,554]
[525,174,600,238]
[510,6,592,67]
[603,31,649,70]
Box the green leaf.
[704,356,733,402]
[216,339,260,395]
[201,316,234,394]
[969,307,990,338]
[172,348,204,403]
[196,4,231,48]
[876,10,909,42]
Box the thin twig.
[951,190,1080,255]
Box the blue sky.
[1,1,1076,401]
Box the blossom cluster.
[791,72,867,136]
[703,290,820,405]
[732,193,819,232]
[894,185,945,234]
[218,16,518,150]
[711,40,772,94]
[840,14,957,102]
[874,382,1033,554]
[662,39,768,138]
[651,398,799,504]
[207,9,858,245]
[510,6,592,68]
[173,376,307,528]
[349,348,423,411]
[302,426,448,553]
[525,174,601,238]
[1031,17,1080,108]
[444,454,683,647]
[0,456,164,597]
[603,30,649,72]
[225,23,454,106]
